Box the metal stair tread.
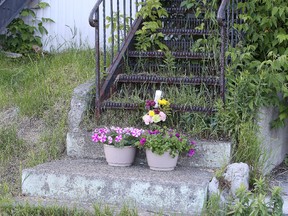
[117,74,220,85]
[101,101,217,113]
[158,28,212,35]
[128,51,213,59]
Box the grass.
[0,198,167,216]
[0,49,95,196]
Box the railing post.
[94,9,101,118]
[217,0,229,105]
[220,22,226,104]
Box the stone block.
[22,159,213,215]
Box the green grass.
[0,201,167,216]
[0,50,95,116]
[0,49,95,196]
[0,126,25,163]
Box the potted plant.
[137,97,196,171]
[92,126,144,166]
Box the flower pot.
[146,149,179,171]
[104,144,136,167]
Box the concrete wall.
[258,107,288,174]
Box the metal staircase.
[89,0,241,118]
[0,0,32,33]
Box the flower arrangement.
[142,99,171,125]
[92,126,144,148]
[136,126,196,157]
[138,95,196,159]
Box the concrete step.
[22,158,214,215]
[67,130,231,169]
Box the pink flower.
[187,149,195,157]
[190,140,197,145]
[159,111,166,121]
[115,127,123,134]
[99,128,109,134]
[92,134,99,142]
[139,138,146,146]
[143,114,153,125]
[108,136,113,144]
[98,134,107,143]
[131,128,142,137]
[115,135,122,142]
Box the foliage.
[136,126,196,157]
[0,126,25,163]
[231,0,288,127]
[105,12,132,44]
[135,0,168,51]
[204,183,283,216]
[0,203,90,216]
[91,127,144,148]
[0,1,53,54]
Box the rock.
[208,177,220,197]
[208,177,229,203]
[2,51,23,58]
[223,162,250,196]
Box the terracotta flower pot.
[104,144,136,167]
[146,149,179,171]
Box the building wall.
[30,0,138,51]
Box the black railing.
[90,0,243,115]
[217,0,243,103]
[89,0,144,116]
[0,0,32,33]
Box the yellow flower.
[158,99,169,106]
[149,110,155,117]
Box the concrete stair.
[22,158,213,215]
[19,81,232,214]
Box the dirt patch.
[0,107,47,195]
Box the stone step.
[67,130,231,169]
[22,158,214,215]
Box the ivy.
[135,0,169,51]
[230,0,288,127]
[0,1,54,54]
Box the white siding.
[30,0,138,51]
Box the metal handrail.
[89,0,103,27]
[217,0,230,26]
[0,0,32,33]
[217,0,230,103]
[89,0,144,117]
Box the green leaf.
[37,2,50,9]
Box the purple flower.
[115,135,122,142]
[139,138,146,146]
[154,109,160,114]
[175,133,180,138]
[99,128,109,134]
[98,134,107,143]
[131,128,142,137]
[108,136,113,144]
[92,134,99,142]
[187,149,195,157]
[145,100,156,107]
[148,130,160,135]
[190,140,197,145]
